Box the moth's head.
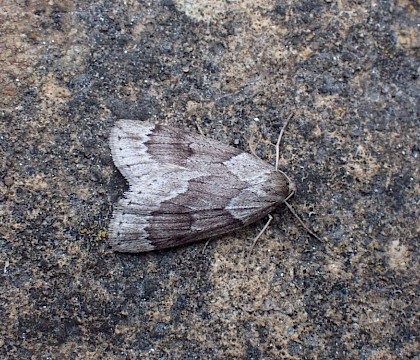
[274,168,296,200]
[288,179,297,197]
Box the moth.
[109,119,299,253]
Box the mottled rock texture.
[1,1,418,359]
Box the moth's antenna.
[247,114,321,262]
[275,114,321,241]
[247,115,295,263]
[284,201,322,242]
[275,113,294,171]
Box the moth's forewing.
[109,120,292,253]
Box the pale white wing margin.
[109,120,159,182]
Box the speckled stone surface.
[0,1,418,359]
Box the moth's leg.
[202,238,213,253]
[195,121,204,136]
[246,214,273,263]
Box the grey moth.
[109,120,296,253]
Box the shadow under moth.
[109,119,313,253]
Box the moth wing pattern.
[109,120,291,253]
[110,120,241,179]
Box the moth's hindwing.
[109,120,291,253]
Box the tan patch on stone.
[387,239,410,270]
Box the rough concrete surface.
[0,1,418,359]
